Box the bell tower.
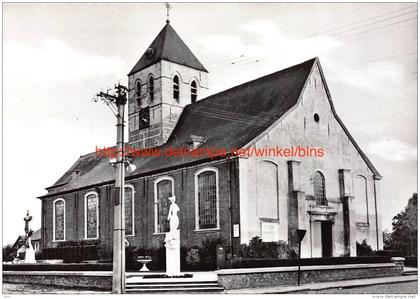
[127,21,208,149]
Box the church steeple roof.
[128,23,208,76]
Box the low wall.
[3,271,112,290]
[4,259,405,291]
[217,259,405,290]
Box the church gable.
[249,58,380,179]
[238,59,382,253]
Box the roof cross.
[166,3,172,24]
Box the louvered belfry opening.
[191,80,197,103]
[173,75,180,100]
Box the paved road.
[3,281,418,294]
[296,281,418,294]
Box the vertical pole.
[298,241,301,286]
[112,90,126,294]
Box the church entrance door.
[311,220,333,257]
[321,221,333,257]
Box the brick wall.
[42,158,240,257]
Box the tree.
[386,193,417,256]
[2,244,16,262]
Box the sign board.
[233,224,240,238]
[261,222,279,242]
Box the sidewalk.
[224,275,418,294]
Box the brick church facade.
[38,21,383,259]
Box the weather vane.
[166,3,172,24]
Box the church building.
[38,20,383,259]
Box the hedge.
[41,246,99,263]
[229,256,392,268]
[404,256,417,267]
[3,263,112,272]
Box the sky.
[3,2,417,245]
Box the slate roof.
[31,228,41,241]
[12,235,25,248]
[39,57,381,198]
[128,23,207,75]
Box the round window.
[314,113,320,123]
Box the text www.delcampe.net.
[95,145,325,159]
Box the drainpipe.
[373,177,379,250]
[228,159,234,255]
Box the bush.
[3,244,16,262]
[239,237,297,259]
[148,246,166,271]
[125,245,140,271]
[199,235,223,270]
[375,250,403,257]
[42,241,101,263]
[356,239,374,256]
[226,254,243,268]
[228,256,391,268]
[404,256,417,267]
[185,247,200,267]
[3,263,112,271]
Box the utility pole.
[95,83,128,294]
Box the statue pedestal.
[24,238,36,263]
[165,229,180,276]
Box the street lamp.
[95,84,128,294]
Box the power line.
[325,10,417,38]
[206,55,246,68]
[206,9,417,72]
[336,16,417,40]
[211,58,263,72]
[307,5,417,37]
[328,59,417,74]
[209,57,261,71]
[327,52,417,72]
[329,70,417,84]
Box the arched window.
[154,177,174,233]
[148,76,154,101]
[191,81,197,103]
[85,192,99,239]
[135,80,141,97]
[313,171,327,206]
[173,75,180,101]
[53,199,65,241]
[354,175,369,223]
[125,185,135,236]
[257,161,278,219]
[195,168,219,230]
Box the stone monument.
[23,210,36,263]
[165,196,180,276]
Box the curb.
[225,275,418,294]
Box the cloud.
[4,38,125,84]
[367,139,417,162]
[199,19,341,65]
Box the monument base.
[165,229,180,276]
[24,239,36,263]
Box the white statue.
[165,196,180,276]
[23,211,36,263]
[167,196,180,232]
